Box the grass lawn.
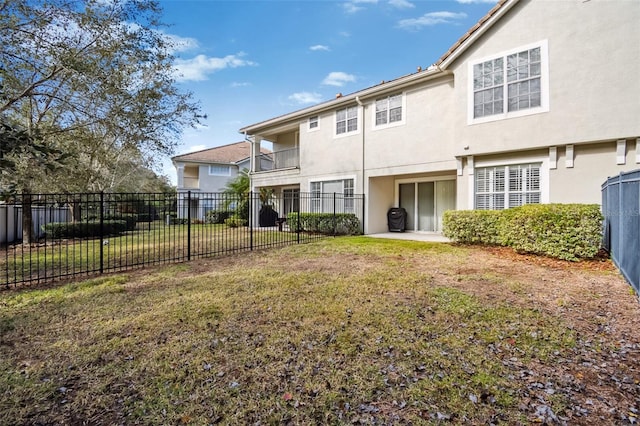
[0,237,638,424]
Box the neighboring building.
[240,0,640,235]
[172,141,272,219]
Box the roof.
[239,0,518,136]
[171,141,271,165]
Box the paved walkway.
[367,231,450,243]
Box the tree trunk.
[22,190,34,244]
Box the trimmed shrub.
[43,220,128,239]
[205,210,232,224]
[286,213,361,235]
[500,204,602,261]
[224,216,246,228]
[442,210,503,245]
[104,214,137,231]
[443,204,602,261]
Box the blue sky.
[159,0,498,183]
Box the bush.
[43,220,128,239]
[442,210,502,245]
[224,216,246,228]
[104,214,137,231]
[286,213,361,235]
[443,204,603,261]
[205,210,232,224]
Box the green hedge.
[286,213,361,235]
[43,220,128,239]
[205,210,232,224]
[443,204,602,261]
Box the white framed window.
[335,106,358,135]
[308,115,319,131]
[374,93,404,128]
[209,165,231,176]
[468,40,549,124]
[475,163,541,210]
[309,178,356,213]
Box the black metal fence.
[602,170,640,294]
[1,191,364,289]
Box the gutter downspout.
[355,96,365,233]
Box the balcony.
[257,147,299,172]
[182,177,199,189]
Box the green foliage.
[205,210,232,224]
[224,216,246,228]
[0,0,201,193]
[286,213,362,235]
[443,204,603,261]
[43,220,128,239]
[442,210,503,245]
[104,214,137,231]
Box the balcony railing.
[258,147,299,172]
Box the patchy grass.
[0,237,638,424]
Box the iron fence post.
[333,192,337,236]
[99,191,104,274]
[187,191,192,261]
[250,192,254,251]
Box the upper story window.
[469,40,548,124]
[209,165,231,176]
[308,115,319,130]
[375,94,403,126]
[336,106,358,135]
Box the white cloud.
[288,92,323,105]
[343,0,378,13]
[389,0,415,9]
[322,71,357,87]
[162,32,199,53]
[231,82,251,88]
[310,44,330,51]
[397,11,467,31]
[174,52,257,82]
[183,144,208,154]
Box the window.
[310,179,355,213]
[470,41,547,122]
[475,163,541,210]
[336,106,358,135]
[375,94,402,126]
[308,115,319,130]
[310,182,321,212]
[209,165,231,176]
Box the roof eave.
[437,0,519,70]
[239,68,451,135]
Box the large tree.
[0,0,200,240]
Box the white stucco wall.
[449,0,640,156]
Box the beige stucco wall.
[449,0,640,156]
[366,175,395,234]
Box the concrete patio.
[367,232,450,243]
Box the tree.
[0,0,201,241]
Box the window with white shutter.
[475,163,541,210]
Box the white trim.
[617,139,626,165]
[636,138,640,164]
[307,115,320,132]
[467,40,550,126]
[456,158,463,176]
[473,155,550,205]
[467,156,474,175]
[549,147,557,169]
[208,164,232,176]
[333,105,361,139]
[371,92,406,131]
[308,174,357,192]
[565,145,574,168]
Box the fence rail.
[1,191,364,289]
[602,170,640,294]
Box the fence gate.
[602,170,640,295]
